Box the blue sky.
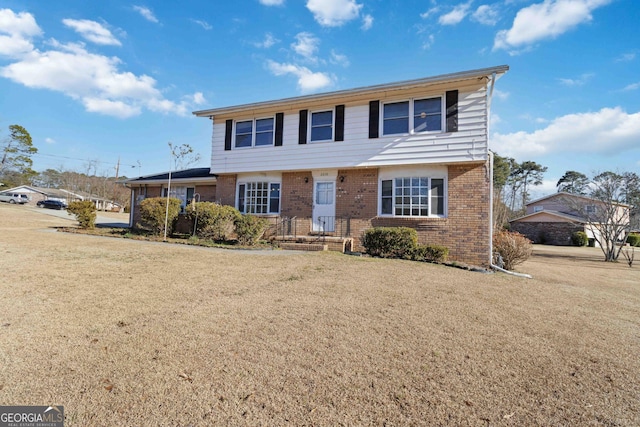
[0,0,638,196]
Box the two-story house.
[180,65,507,266]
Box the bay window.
[380,177,445,217]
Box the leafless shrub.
[493,230,533,270]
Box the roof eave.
[193,65,509,118]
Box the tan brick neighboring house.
[510,192,630,246]
[125,168,217,227]
[186,66,509,266]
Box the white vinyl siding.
[210,80,488,174]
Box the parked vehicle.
[0,192,29,204]
[37,199,67,210]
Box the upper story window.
[533,206,543,213]
[585,205,596,214]
[235,117,274,148]
[382,97,442,136]
[380,177,445,217]
[310,110,333,142]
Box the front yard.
[0,203,638,425]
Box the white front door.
[313,181,336,232]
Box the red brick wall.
[281,172,313,218]
[195,184,217,202]
[215,174,237,206]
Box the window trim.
[233,116,275,149]
[236,181,281,215]
[378,176,447,218]
[308,108,335,143]
[381,96,444,136]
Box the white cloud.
[306,0,362,27]
[0,23,197,119]
[615,52,636,62]
[472,5,500,26]
[62,19,121,46]
[0,9,42,57]
[191,19,212,30]
[558,73,593,86]
[422,34,435,50]
[44,137,55,144]
[420,7,440,19]
[191,92,206,105]
[330,50,349,67]
[291,32,319,61]
[439,1,473,25]
[266,60,333,92]
[623,82,640,91]
[133,5,159,23]
[254,33,278,49]
[259,0,285,5]
[361,14,373,30]
[491,107,640,158]
[493,89,509,100]
[494,0,612,52]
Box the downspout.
[487,75,532,279]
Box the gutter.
[487,117,532,279]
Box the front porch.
[271,216,354,253]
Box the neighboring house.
[1,185,122,211]
[125,168,217,227]
[165,65,506,266]
[510,192,630,246]
[0,185,77,204]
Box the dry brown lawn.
[1,203,639,426]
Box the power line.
[31,152,139,169]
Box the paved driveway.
[26,205,130,227]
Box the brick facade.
[511,221,585,245]
[215,174,237,207]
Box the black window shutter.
[335,104,345,141]
[298,109,308,144]
[369,100,379,139]
[224,119,233,151]
[446,90,458,133]
[275,113,284,146]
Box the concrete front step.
[278,242,328,252]
[273,235,353,253]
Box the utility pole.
[112,157,120,208]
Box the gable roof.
[527,191,630,208]
[193,65,509,118]
[510,209,587,224]
[125,167,215,185]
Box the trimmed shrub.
[234,214,269,245]
[361,227,418,259]
[67,200,97,229]
[493,230,532,271]
[410,244,449,263]
[571,231,589,247]
[186,202,241,241]
[139,197,181,235]
[627,233,640,247]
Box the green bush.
[186,202,241,241]
[627,233,640,247]
[410,244,449,263]
[571,231,589,247]
[139,197,181,235]
[234,214,269,245]
[493,230,532,271]
[67,200,97,229]
[361,227,418,259]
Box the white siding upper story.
[194,66,508,174]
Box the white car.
[0,192,29,204]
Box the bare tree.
[568,172,632,262]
